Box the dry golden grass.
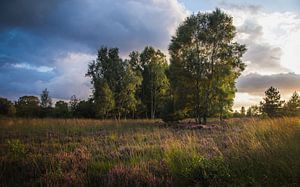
[0,117,299,186]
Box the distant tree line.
[1,86,299,120]
[1,9,299,122]
[233,86,300,118]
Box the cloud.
[234,72,300,109]
[12,63,54,73]
[37,52,94,100]
[218,2,300,109]
[0,52,93,101]
[222,4,300,75]
[0,63,55,99]
[220,2,262,14]
[237,73,300,95]
[233,92,262,110]
[0,0,187,54]
[219,0,300,13]
[0,0,187,100]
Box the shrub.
[165,147,231,186]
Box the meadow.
[0,118,300,186]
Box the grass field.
[0,118,300,186]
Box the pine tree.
[240,106,246,117]
[260,86,284,117]
[284,91,300,116]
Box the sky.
[0,0,300,110]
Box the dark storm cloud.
[237,73,300,95]
[0,61,55,99]
[0,0,187,100]
[0,0,186,54]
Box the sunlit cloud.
[233,92,262,110]
[224,5,300,75]
[35,52,94,100]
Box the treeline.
[234,86,300,118]
[0,89,73,118]
[1,86,299,120]
[1,9,298,123]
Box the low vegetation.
[0,117,299,186]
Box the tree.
[169,9,246,124]
[54,101,70,118]
[76,99,96,118]
[16,96,40,117]
[260,86,284,117]
[240,106,246,117]
[40,88,53,117]
[139,46,169,119]
[86,47,141,119]
[284,91,300,116]
[40,88,52,108]
[69,95,79,117]
[246,105,260,117]
[0,97,16,117]
[232,110,241,118]
[116,62,142,119]
[94,81,115,118]
[128,51,145,118]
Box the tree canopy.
[168,8,246,124]
[86,47,142,119]
[16,96,40,117]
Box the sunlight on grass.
[0,118,299,186]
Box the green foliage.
[7,139,27,159]
[284,91,300,116]
[94,81,115,118]
[169,8,246,123]
[86,47,141,119]
[54,100,70,118]
[40,88,53,117]
[16,96,40,117]
[40,88,52,108]
[247,105,260,117]
[139,46,170,119]
[0,97,16,117]
[165,148,231,186]
[117,63,142,118]
[260,86,285,117]
[76,99,96,118]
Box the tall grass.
[0,118,299,186]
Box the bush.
[0,97,16,117]
[165,148,231,186]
